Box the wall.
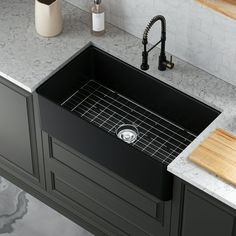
[65,0,236,86]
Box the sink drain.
[116,124,139,144]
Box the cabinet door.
[182,187,234,236]
[0,82,39,181]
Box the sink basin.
[37,45,220,200]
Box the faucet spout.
[141,15,174,71]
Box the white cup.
[35,0,63,37]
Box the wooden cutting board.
[196,0,236,20]
[189,128,236,186]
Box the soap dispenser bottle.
[91,0,105,36]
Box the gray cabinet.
[0,77,44,186]
[171,179,236,236]
[182,186,235,236]
[1,74,236,236]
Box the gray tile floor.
[0,176,93,236]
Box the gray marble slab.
[1,0,236,209]
[0,177,93,235]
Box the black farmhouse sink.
[37,45,220,200]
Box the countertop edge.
[0,71,32,93]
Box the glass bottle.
[91,0,105,36]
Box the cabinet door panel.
[0,82,33,174]
[182,188,234,236]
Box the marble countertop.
[1,0,236,209]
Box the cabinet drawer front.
[50,170,143,236]
[50,138,162,219]
[48,160,164,236]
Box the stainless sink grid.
[61,80,196,165]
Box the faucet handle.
[165,55,174,69]
[141,51,149,70]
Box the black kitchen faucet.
[141,15,174,71]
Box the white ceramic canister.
[35,0,63,37]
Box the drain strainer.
[116,124,139,144]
